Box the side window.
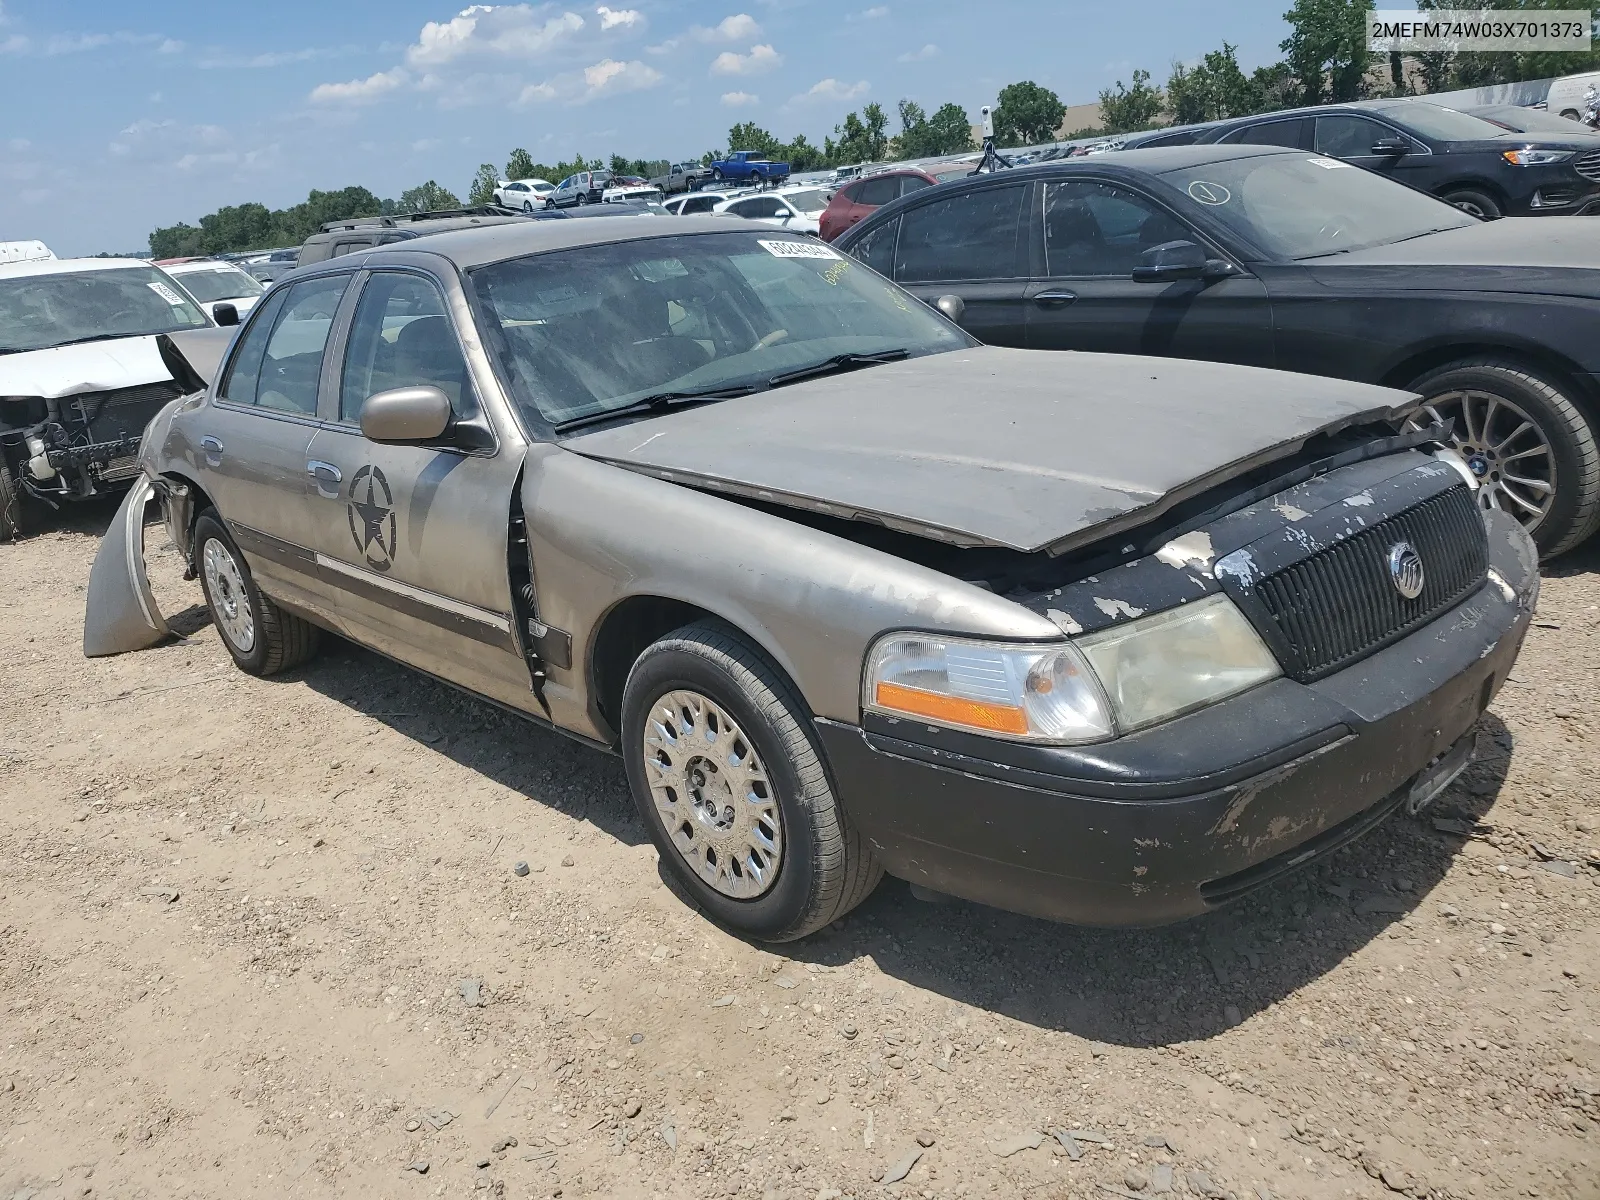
[1223,118,1309,148]
[253,275,349,414]
[331,239,371,257]
[731,197,783,218]
[340,273,475,423]
[1043,181,1195,277]
[855,176,900,206]
[216,287,290,406]
[895,184,1027,282]
[1315,115,1391,157]
[900,176,933,197]
[687,195,718,214]
[850,215,900,277]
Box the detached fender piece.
[83,475,169,657]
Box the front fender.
[82,475,170,657]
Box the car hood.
[0,335,177,399]
[1301,218,1600,296]
[564,347,1410,554]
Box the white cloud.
[787,77,869,105]
[407,5,586,66]
[412,137,442,152]
[897,43,937,61]
[849,5,889,18]
[697,13,760,41]
[710,42,779,75]
[720,90,758,107]
[158,38,184,54]
[309,66,410,104]
[596,6,642,30]
[518,57,662,104]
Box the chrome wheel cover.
[643,689,782,900]
[202,537,256,654]
[1407,389,1555,532]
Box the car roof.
[163,259,249,274]
[1008,142,1301,174]
[307,214,526,241]
[0,256,160,281]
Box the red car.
[818,162,979,243]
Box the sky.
[0,0,1298,255]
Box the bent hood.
[565,346,1411,555]
[0,335,173,399]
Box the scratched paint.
[1093,597,1145,620]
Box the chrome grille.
[1574,148,1600,183]
[1250,486,1488,683]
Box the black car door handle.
[1034,291,1077,308]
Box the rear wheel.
[1441,188,1502,219]
[576,192,588,206]
[622,620,882,942]
[194,511,320,675]
[711,168,724,182]
[1405,357,1600,557]
[522,200,533,213]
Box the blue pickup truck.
[708,150,790,185]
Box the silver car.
[86,216,1538,941]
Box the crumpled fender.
[83,475,169,657]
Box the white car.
[664,192,732,215]
[0,240,55,265]
[711,185,830,234]
[603,181,665,205]
[493,178,555,211]
[160,258,266,320]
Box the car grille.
[1249,485,1488,683]
[69,380,184,441]
[1574,148,1600,183]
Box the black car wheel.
[622,620,882,942]
[194,511,321,675]
[0,456,36,541]
[1441,188,1502,219]
[1406,358,1600,557]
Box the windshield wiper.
[554,384,760,434]
[767,348,910,388]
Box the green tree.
[894,100,975,158]
[861,102,889,159]
[149,186,383,256]
[1279,0,1374,106]
[468,163,499,206]
[148,223,205,259]
[994,80,1066,145]
[783,134,828,172]
[1098,69,1165,133]
[505,148,537,181]
[832,104,889,163]
[396,181,461,214]
[1165,44,1264,124]
[726,121,785,159]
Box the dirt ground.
[1,503,1597,1200]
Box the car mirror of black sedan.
[1370,137,1411,156]
[360,385,453,444]
[1131,240,1208,283]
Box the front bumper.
[818,510,1538,927]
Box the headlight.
[1076,594,1280,733]
[864,634,1113,744]
[1503,148,1573,166]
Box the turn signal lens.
[864,634,1113,744]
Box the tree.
[895,100,974,158]
[1165,44,1264,125]
[726,121,784,159]
[505,148,537,181]
[1098,69,1165,133]
[396,181,461,215]
[783,134,828,172]
[832,103,889,164]
[993,80,1066,145]
[148,186,382,256]
[468,163,499,206]
[1279,0,1375,106]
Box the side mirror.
[934,294,966,323]
[360,385,452,444]
[1131,240,1208,283]
[1371,137,1410,156]
[212,302,240,327]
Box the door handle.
[199,435,224,454]
[307,460,343,498]
[1033,290,1078,308]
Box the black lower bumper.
[818,511,1538,927]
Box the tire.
[711,169,723,182]
[0,455,33,541]
[576,192,588,206]
[1406,357,1600,557]
[193,511,320,676]
[522,200,533,213]
[1560,109,1581,120]
[544,198,556,210]
[1441,188,1502,219]
[622,620,882,942]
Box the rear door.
[299,268,531,704]
[1024,178,1274,367]
[889,181,1032,345]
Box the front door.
[299,270,533,709]
[890,180,1034,346]
[1313,114,1438,194]
[1024,179,1275,368]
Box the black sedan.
[835,144,1600,557]
[1188,99,1600,219]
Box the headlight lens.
[1076,594,1280,733]
[864,634,1113,744]
[1503,148,1573,166]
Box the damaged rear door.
[298,269,535,711]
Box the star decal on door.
[347,465,397,573]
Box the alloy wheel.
[202,537,257,654]
[642,689,783,900]
[1407,389,1556,531]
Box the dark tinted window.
[729,196,784,218]
[895,184,1027,282]
[341,274,474,422]
[900,176,933,196]
[1222,118,1309,148]
[855,176,900,206]
[850,215,899,275]
[1315,115,1392,157]
[219,275,348,414]
[1043,181,1194,276]
[683,195,719,214]
[1138,129,1199,148]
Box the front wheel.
[1405,358,1600,557]
[622,621,882,942]
[1441,188,1502,219]
[194,511,321,675]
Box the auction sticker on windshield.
[1307,158,1355,169]
[758,239,840,260]
[147,281,187,306]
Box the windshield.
[171,264,265,303]
[1160,153,1476,260]
[783,189,828,213]
[0,265,209,353]
[471,230,969,428]
[1470,105,1590,135]
[1375,102,1510,141]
